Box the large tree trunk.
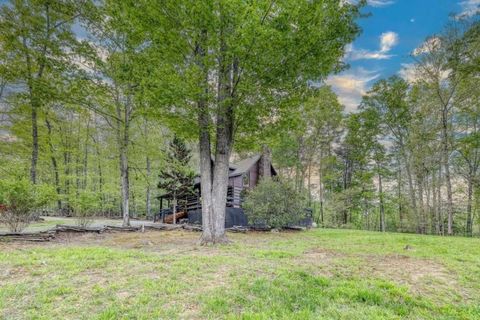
[200,24,234,244]
[195,30,217,244]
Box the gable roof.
[228,154,261,177]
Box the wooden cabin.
[156,154,277,226]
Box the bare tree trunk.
[91,121,105,214]
[377,164,386,232]
[432,169,438,235]
[437,169,443,235]
[195,30,217,244]
[144,120,152,220]
[405,157,419,233]
[397,161,403,232]
[441,113,454,235]
[318,151,324,226]
[82,119,90,190]
[172,194,177,224]
[200,21,234,244]
[146,155,151,219]
[116,103,130,227]
[75,121,82,197]
[30,105,39,184]
[466,173,474,237]
[45,118,62,211]
[62,117,73,214]
[417,175,426,234]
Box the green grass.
[1,229,479,319]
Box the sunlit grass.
[1,229,479,319]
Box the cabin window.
[242,173,250,187]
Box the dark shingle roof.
[228,154,261,177]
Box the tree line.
[274,19,480,237]
[0,0,478,239]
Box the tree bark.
[318,150,324,226]
[405,156,418,233]
[466,172,474,237]
[144,120,152,220]
[441,112,454,235]
[116,102,130,227]
[30,105,39,184]
[194,30,218,244]
[199,21,235,244]
[45,118,62,211]
[377,164,386,232]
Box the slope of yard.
[1,227,479,319]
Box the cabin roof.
[228,154,261,177]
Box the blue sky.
[327,0,480,112]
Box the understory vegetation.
[1,227,479,319]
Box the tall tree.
[0,0,84,184]
[140,0,364,243]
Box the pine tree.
[158,136,195,224]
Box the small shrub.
[0,179,55,232]
[72,191,99,227]
[243,178,307,229]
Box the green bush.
[71,191,100,227]
[243,178,307,229]
[0,179,55,232]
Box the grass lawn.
[1,227,479,319]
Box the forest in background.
[0,0,479,237]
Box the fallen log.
[55,225,105,233]
[104,225,141,232]
[0,230,56,242]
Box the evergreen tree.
[158,136,195,224]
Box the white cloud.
[368,0,395,7]
[326,68,380,112]
[345,31,399,61]
[458,0,480,18]
[380,31,399,53]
